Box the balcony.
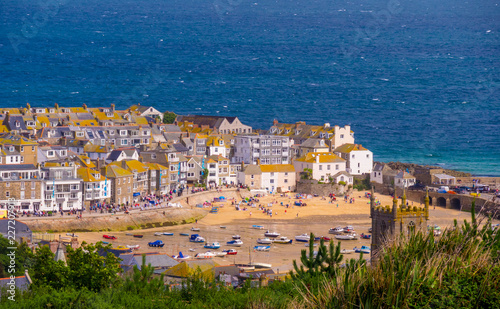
[252,143,259,148]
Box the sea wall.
[296,181,345,196]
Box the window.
[284,179,288,183]
[121,139,128,145]
[284,172,288,176]
[21,182,25,189]
[358,163,360,167]
[270,179,274,184]
[31,181,36,189]
[327,165,331,170]
[340,134,344,139]
[20,146,24,152]
[251,181,254,186]
[319,165,322,170]
[6,182,10,187]
[6,192,9,197]
[336,164,339,170]
[117,179,120,185]
[251,175,254,179]
[120,130,127,136]
[366,154,370,158]
[117,188,121,195]
[31,191,35,199]
[352,154,355,159]
[151,171,156,177]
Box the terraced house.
[0,164,43,213]
[231,135,292,165]
[145,163,169,195]
[77,167,111,208]
[41,163,83,212]
[101,165,134,206]
[109,160,149,202]
[0,134,38,165]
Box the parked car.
[103,235,117,240]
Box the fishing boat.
[223,249,238,255]
[254,246,271,252]
[163,232,174,236]
[226,239,243,246]
[353,246,371,254]
[264,230,280,237]
[180,233,190,236]
[204,242,221,249]
[133,234,143,238]
[360,233,371,239]
[295,234,310,242]
[343,226,355,233]
[329,227,344,234]
[154,232,163,236]
[195,252,215,259]
[126,244,140,250]
[335,233,358,240]
[252,225,264,230]
[273,236,293,244]
[172,251,191,260]
[232,235,241,239]
[340,249,355,254]
[189,234,205,243]
[191,227,200,232]
[257,238,273,244]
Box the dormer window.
[47,150,55,157]
[76,132,84,138]
[295,130,301,135]
[109,130,115,135]
[120,130,127,136]
[106,112,113,117]
[49,109,55,113]
[15,121,20,127]
[220,140,224,145]
[9,146,14,152]
[36,109,44,113]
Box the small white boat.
[340,249,355,254]
[252,225,264,230]
[257,238,273,244]
[254,246,271,252]
[191,227,200,231]
[232,235,241,239]
[195,252,216,259]
[66,233,78,237]
[223,249,238,255]
[154,232,163,236]
[126,244,140,250]
[329,227,344,234]
[343,226,355,233]
[335,233,358,240]
[226,239,243,246]
[204,242,221,249]
[213,251,227,257]
[249,262,272,268]
[264,230,280,237]
[273,236,293,244]
[163,232,174,236]
[189,248,196,252]
[172,252,191,260]
[295,234,311,242]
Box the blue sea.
[1,0,499,175]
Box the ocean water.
[1,0,499,175]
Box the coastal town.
[1,103,499,291]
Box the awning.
[21,202,30,206]
[133,192,141,197]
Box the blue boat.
[163,232,174,236]
[252,225,264,230]
[204,242,221,249]
[190,234,205,243]
[253,246,271,252]
[353,246,371,254]
[180,233,190,236]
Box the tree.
[291,233,323,280]
[301,168,313,180]
[0,236,34,278]
[162,112,176,124]
[201,168,209,184]
[31,245,68,290]
[66,242,122,292]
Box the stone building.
[0,134,38,165]
[370,188,429,260]
[0,164,43,213]
[101,165,134,206]
[231,135,292,165]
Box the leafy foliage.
[162,112,176,124]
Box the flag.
[52,178,55,198]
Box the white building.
[394,171,416,188]
[371,162,393,185]
[41,164,83,212]
[334,144,373,175]
[77,167,111,207]
[330,171,354,186]
[206,136,229,158]
[260,164,296,193]
[293,152,347,183]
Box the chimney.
[315,154,319,164]
[324,123,330,128]
[49,240,58,254]
[82,103,87,110]
[273,119,278,126]
[111,103,115,113]
[4,111,10,124]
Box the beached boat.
[213,251,227,257]
[154,232,163,236]
[163,232,174,236]
[195,252,215,259]
[172,252,191,260]
[133,234,143,238]
[329,227,344,234]
[360,233,371,239]
[319,236,331,241]
[103,235,117,240]
[191,227,200,232]
[252,225,265,230]
[204,242,221,249]
[226,239,243,247]
[148,240,165,248]
[249,262,272,268]
[295,234,310,242]
[180,233,190,236]
[102,241,109,244]
[232,235,241,239]
[273,236,293,244]
[66,233,78,237]
[114,246,130,250]
[343,226,355,233]
[126,244,140,250]
[223,249,238,255]
[340,249,355,254]
[189,234,205,243]
[257,238,273,244]
[220,226,227,229]
[254,246,271,252]
[264,230,280,237]
[433,229,442,236]
[335,233,358,240]
[368,227,372,233]
[353,246,371,254]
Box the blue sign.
[178,162,181,176]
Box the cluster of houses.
[0,103,374,214]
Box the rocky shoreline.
[379,161,472,177]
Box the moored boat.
[335,233,358,240]
[189,234,205,243]
[254,246,271,252]
[180,233,190,236]
[195,252,215,259]
[172,252,191,260]
[343,226,354,233]
[264,230,280,237]
[295,233,310,242]
[226,239,243,246]
[340,249,355,254]
[154,232,163,236]
[249,262,272,268]
[204,242,221,249]
[163,232,174,236]
[126,244,140,250]
[213,251,227,257]
[232,235,241,239]
[257,238,273,244]
[329,227,344,234]
[252,225,265,230]
[223,249,238,255]
[360,233,371,239]
[273,236,293,244]
[191,227,200,232]
[133,234,143,238]
[353,246,371,254]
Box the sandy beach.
[73,191,497,273]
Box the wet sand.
[73,191,496,273]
